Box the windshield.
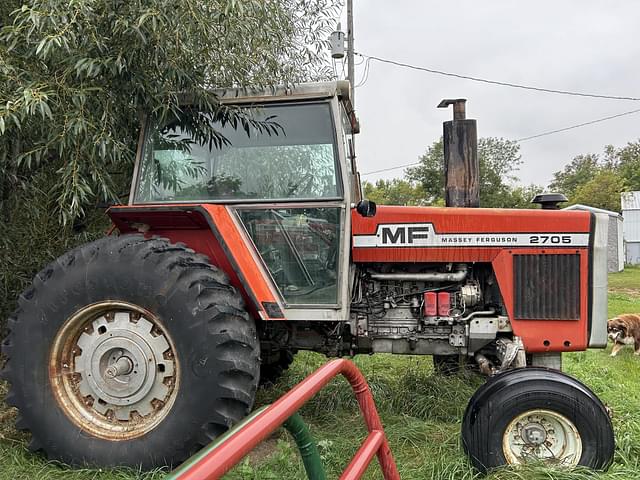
[135,102,340,203]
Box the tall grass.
[2,271,640,479]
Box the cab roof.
[212,80,352,105]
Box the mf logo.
[379,224,431,245]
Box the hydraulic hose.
[283,413,327,480]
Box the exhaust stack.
[438,99,479,208]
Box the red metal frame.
[176,359,400,480]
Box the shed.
[622,191,640,265]
[563,204,624,272]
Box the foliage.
[608,141,640,192]
[0,0,339,223]
[0,0,340,334]
[548,154,601,198]
[549,140,640,212]
[403,137,537,208]
[571,170,626,212]
[404,139,445,203]
[497,184,542,209]
[362,178,428,206]
[0,171,109,337]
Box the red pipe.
[339,430,385,480]
[178,359,399,480]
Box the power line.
[355,53,640,101]
[515,108,640,142]
[363,161,421,176]
[361,107,640,176]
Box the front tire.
[1,234,259,469]
[461,367,614,472]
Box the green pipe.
[283,413,327,480]
[166,408,326,480]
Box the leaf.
[35,38,47,55]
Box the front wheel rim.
[502,409,582,466]
[49,301,179,440]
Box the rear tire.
[1,234,259,469]
[462,367,614,472]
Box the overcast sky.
[336,1,640,188]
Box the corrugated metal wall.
[622,191,640,264]
[621,191,640,211]
[617,217,625,269]
[623,210,640,243]
[627,242,640,265]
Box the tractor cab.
[129,82,359,318]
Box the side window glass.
[238,207,341,305]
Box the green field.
[2,266,640,480]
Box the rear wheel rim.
[50,301,179,440]
[502,408,582,466]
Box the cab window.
[135,103,341,202]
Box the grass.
[1,266,640,479]
[608,265,640,317]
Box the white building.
[622,191,640,265]
[564,204,624,272]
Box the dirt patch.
[609,288,640,298]
[245,434,281,465]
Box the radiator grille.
[513,254,580,320]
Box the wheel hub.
[50,302,179,439]
[75,312,173,420]
[521,423,548,445]
[503,409,582,466]
[104,354,134,379]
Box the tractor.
[1,81,615,472]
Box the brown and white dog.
[608,314,640,356]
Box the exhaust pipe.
[369,265,467,283]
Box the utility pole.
[347,0,355,109]
[438,99,479,208]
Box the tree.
[571,170,625,212]
[547,142,640,209]
[406,137,528,208]
[0,0,339,222]
[362,179,427,206]
[0,0,340,334]
[501,184,542,209]
[548,154,601,197]
[611,141,640,191]
[404,139,444,203]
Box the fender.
[108,204,285,320]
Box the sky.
[335,1,640,188]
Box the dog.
[608,314,640,356]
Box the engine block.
[351,263,509,356]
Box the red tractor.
[2,81,614,472]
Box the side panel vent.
[513,254,580,320]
